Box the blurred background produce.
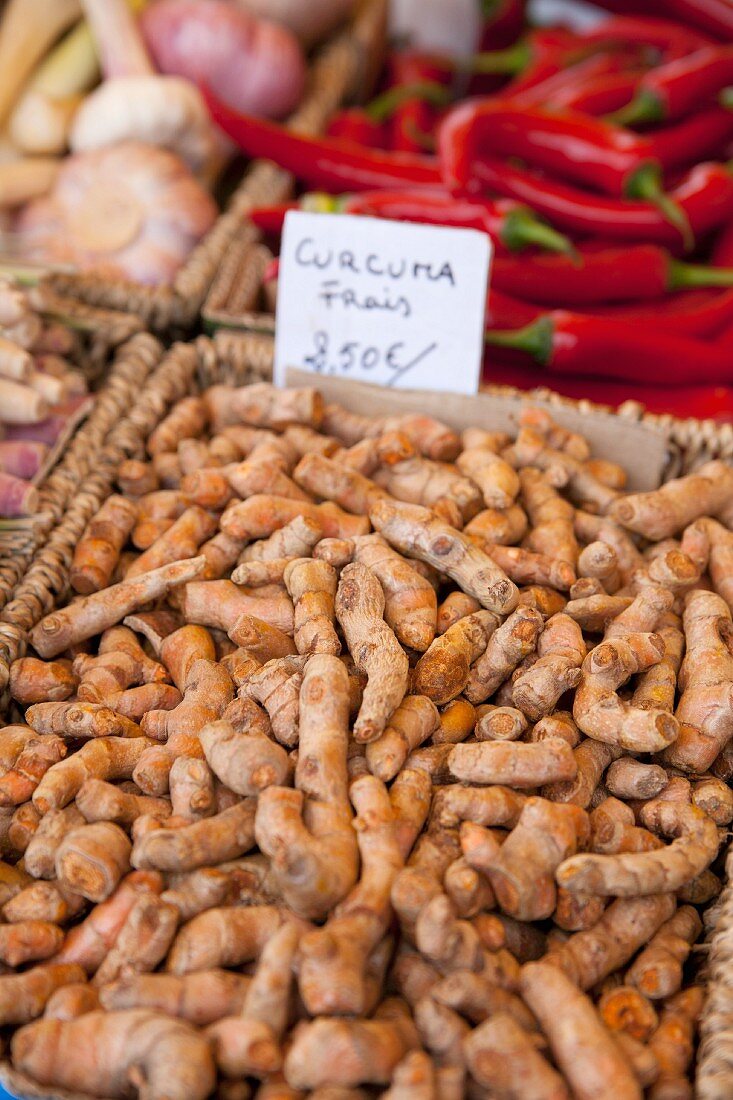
[0,0,343,285]
[202,0,733,420]
[0,277,93,521]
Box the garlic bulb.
[70,75,214,171]
[16,142,217,285]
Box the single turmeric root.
[573,633,679,753]
[148,395,208,455]
[663,589,733,772]
[625,905,702,1000]
[366,697,441,782]
[610,460,733,539]
[166,905,288,974]
[70,494,138,595]
[353,534,437,653]
[33,736,157,813]
[126,507,218,580]
[464,1012,569,1100]
[91,893,180,987]
[55,821,132,902]
[598,986,658,1042]
[26,701,141,740]
[283,557,340,655]
[336,563,410,744]
[12,1009,216,1100]
[467,797,589,922]
[29,556,206,659]
[132,800,257,873]
[140,659,234,742]
[370,498,519,616]
[413,611,498,706]
[512,613,585,720]
[284,1003,420,1090]
[200,720,289,797]
[548,894,676,989]
[558,795,719,897]
[520,961,642,1100]
[449,737,576,789]
[255,655,357,918]
[464,606,544,704]
[0,964,86,1026]
[9,659,77,706]
[206,382,322,431]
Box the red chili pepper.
[663,0,733,40]
[505,51,647,110]
[203,88,441,192]
[581,15,714,56]
[592,0,732,42]
[488,287,733,339]
[480,0,527,51]
[491,244,733,306]
[611,46,733,127]
[327,109,385,149]
[457,28,580,95]
[438,101,688,238]
[551,70,647,116]
[472,158,733,247]
[484,354,733,421]
[385,55,452,153]
[486,311,733,385]
[712,218,733,264]
[645,107,733,169]
[341,189,572,253]
[250,194,338,236]
[250,203,297,235]
[486,289,539,329]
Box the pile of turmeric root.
[1,383,733,1099]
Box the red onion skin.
[141,0,306,120]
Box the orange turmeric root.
[9,659,77,706]
[11,1009,216,1100]
[70,495,138,595]
[625,905,702,1000]
[255,655,357,919]
[520,960,642,1100]
[336,563,410,744]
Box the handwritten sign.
[274,212,492,394]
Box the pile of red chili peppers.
[204,0,733,420]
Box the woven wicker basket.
[26,0,387,337]
[0,328,732,1098]
[0,293,156,620]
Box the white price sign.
[274,212,492,395]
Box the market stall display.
[1,2,733,1098]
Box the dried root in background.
[1,383,732,1099]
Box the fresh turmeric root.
[520,961,642,1100]
[12,1009,216,1100]
[336,563,410,744]
[255,654,357,918]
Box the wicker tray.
[0,328,732,1098]
[0,324,162,621]
[26,0,386,337]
